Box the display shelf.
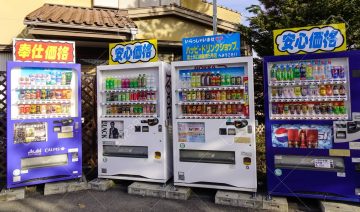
[177,114,247,119]
[17,114,71,119]
[102,88,157,93]
[102,114,157,118]
[16,85,71,90]
[177,100,244,105]
[176,85,244,92]
[270,114,348,120]
[269,79,347,87]
[18,99,71,104]
[270,96,347,102]
[101,101,157,105]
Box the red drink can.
[19,105,24,115]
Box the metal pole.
[213,0,217,35]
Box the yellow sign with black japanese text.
[273,23,347,56]
[109,39,158,65]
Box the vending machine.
[97,62,172,183]
[7,61,82,188]
[171,57,257,192]
[264,50,360,202]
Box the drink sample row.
[181,72,246,88]
[181,90,245,102]
[19,104,70,115]
[181,104,249,117]
[106,104,156,115]
[288,129,318,148]
[106,91,156,102]
[19,89,72,100]
[19,71,72,86]
[271,85,346,98]
[272,102,347,116]
[270,60,345,81]
[105,74,155,89]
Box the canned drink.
[271,88,277,97]
[19,105,24,115]
[289,104,295,114]
[283,87,289,98]
[31,90,36,99]
[36,89,41,99]
[320,103,327,114]
[36,105,41,114]
[333,102,340,114]
[284,104,289,114]
[30,104,36,114]
[308,104,314,114]
[333,85,339,96]
[301,104,308,114]
[295,104,302,115]
[339,85,346,95]
[294,86,301,97]
[288,87,294,98]
[277,87,283,97]
[327,103,333,114]
[272,103,278,114]
[25,105,30,114]
[278,103,284,114]
[236,76,242,85]
[339,66,345,78]
[41,105,47,114]
[19,90,25,100]
[332,66,339,78]
[301,86,308,96]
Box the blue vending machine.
[264,50,360,202]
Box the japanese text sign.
[109,39,158,65]
[182,33,241,61]
[273,23,347,56]
[13,39,75,63]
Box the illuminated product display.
[97,62,172,183]
[171,57,257,192]
[264,51,360,202]
[7,62,82,188]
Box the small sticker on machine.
[68,148,78,153]
[21,170,28,174]
[314,159,333,169]
[350,142,360,150]
[352,158,360,163]
[337,172,346,177]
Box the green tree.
[241,0,360,57]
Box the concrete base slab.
[263,196,288,212]
[128,182,167,198]
[166,185,191,200]
[44,179,88,196]
[320,201,360,212]
[215,190,262,209]
[0,188,26,202]
[88,179,115,191]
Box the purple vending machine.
[264,50,360,202]
[6,61,82,188]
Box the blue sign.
[182,33,241,61]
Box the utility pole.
[213,0,217,35]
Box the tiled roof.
[25,4,136,31]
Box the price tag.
[314,159,333,169]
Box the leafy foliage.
[241,0,360,57]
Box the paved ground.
[0,181,322,212]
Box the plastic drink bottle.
[319,60,326,80]
[326,60,332,79]
[287,64,294,81]
[271,64,277,81]
[306,61,313,80]
[276,65,282,81]
[300,63,306,80]
[293,64,300,81]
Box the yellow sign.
[109,39,158,65]
[273,23,347,56]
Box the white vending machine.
[171,57,257,192]
[97,62,172,183]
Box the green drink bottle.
[287,64,294,81]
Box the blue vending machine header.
[264,50,360,202]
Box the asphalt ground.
[0,180,323,212]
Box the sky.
[216,0,260,26]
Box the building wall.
[0,0,241,47]
[0,0,91,46]
[135,16,226,41]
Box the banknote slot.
[103,145,148,158]
[275,155,344,172]
[180,149,235,164]
[21,154,68,170]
